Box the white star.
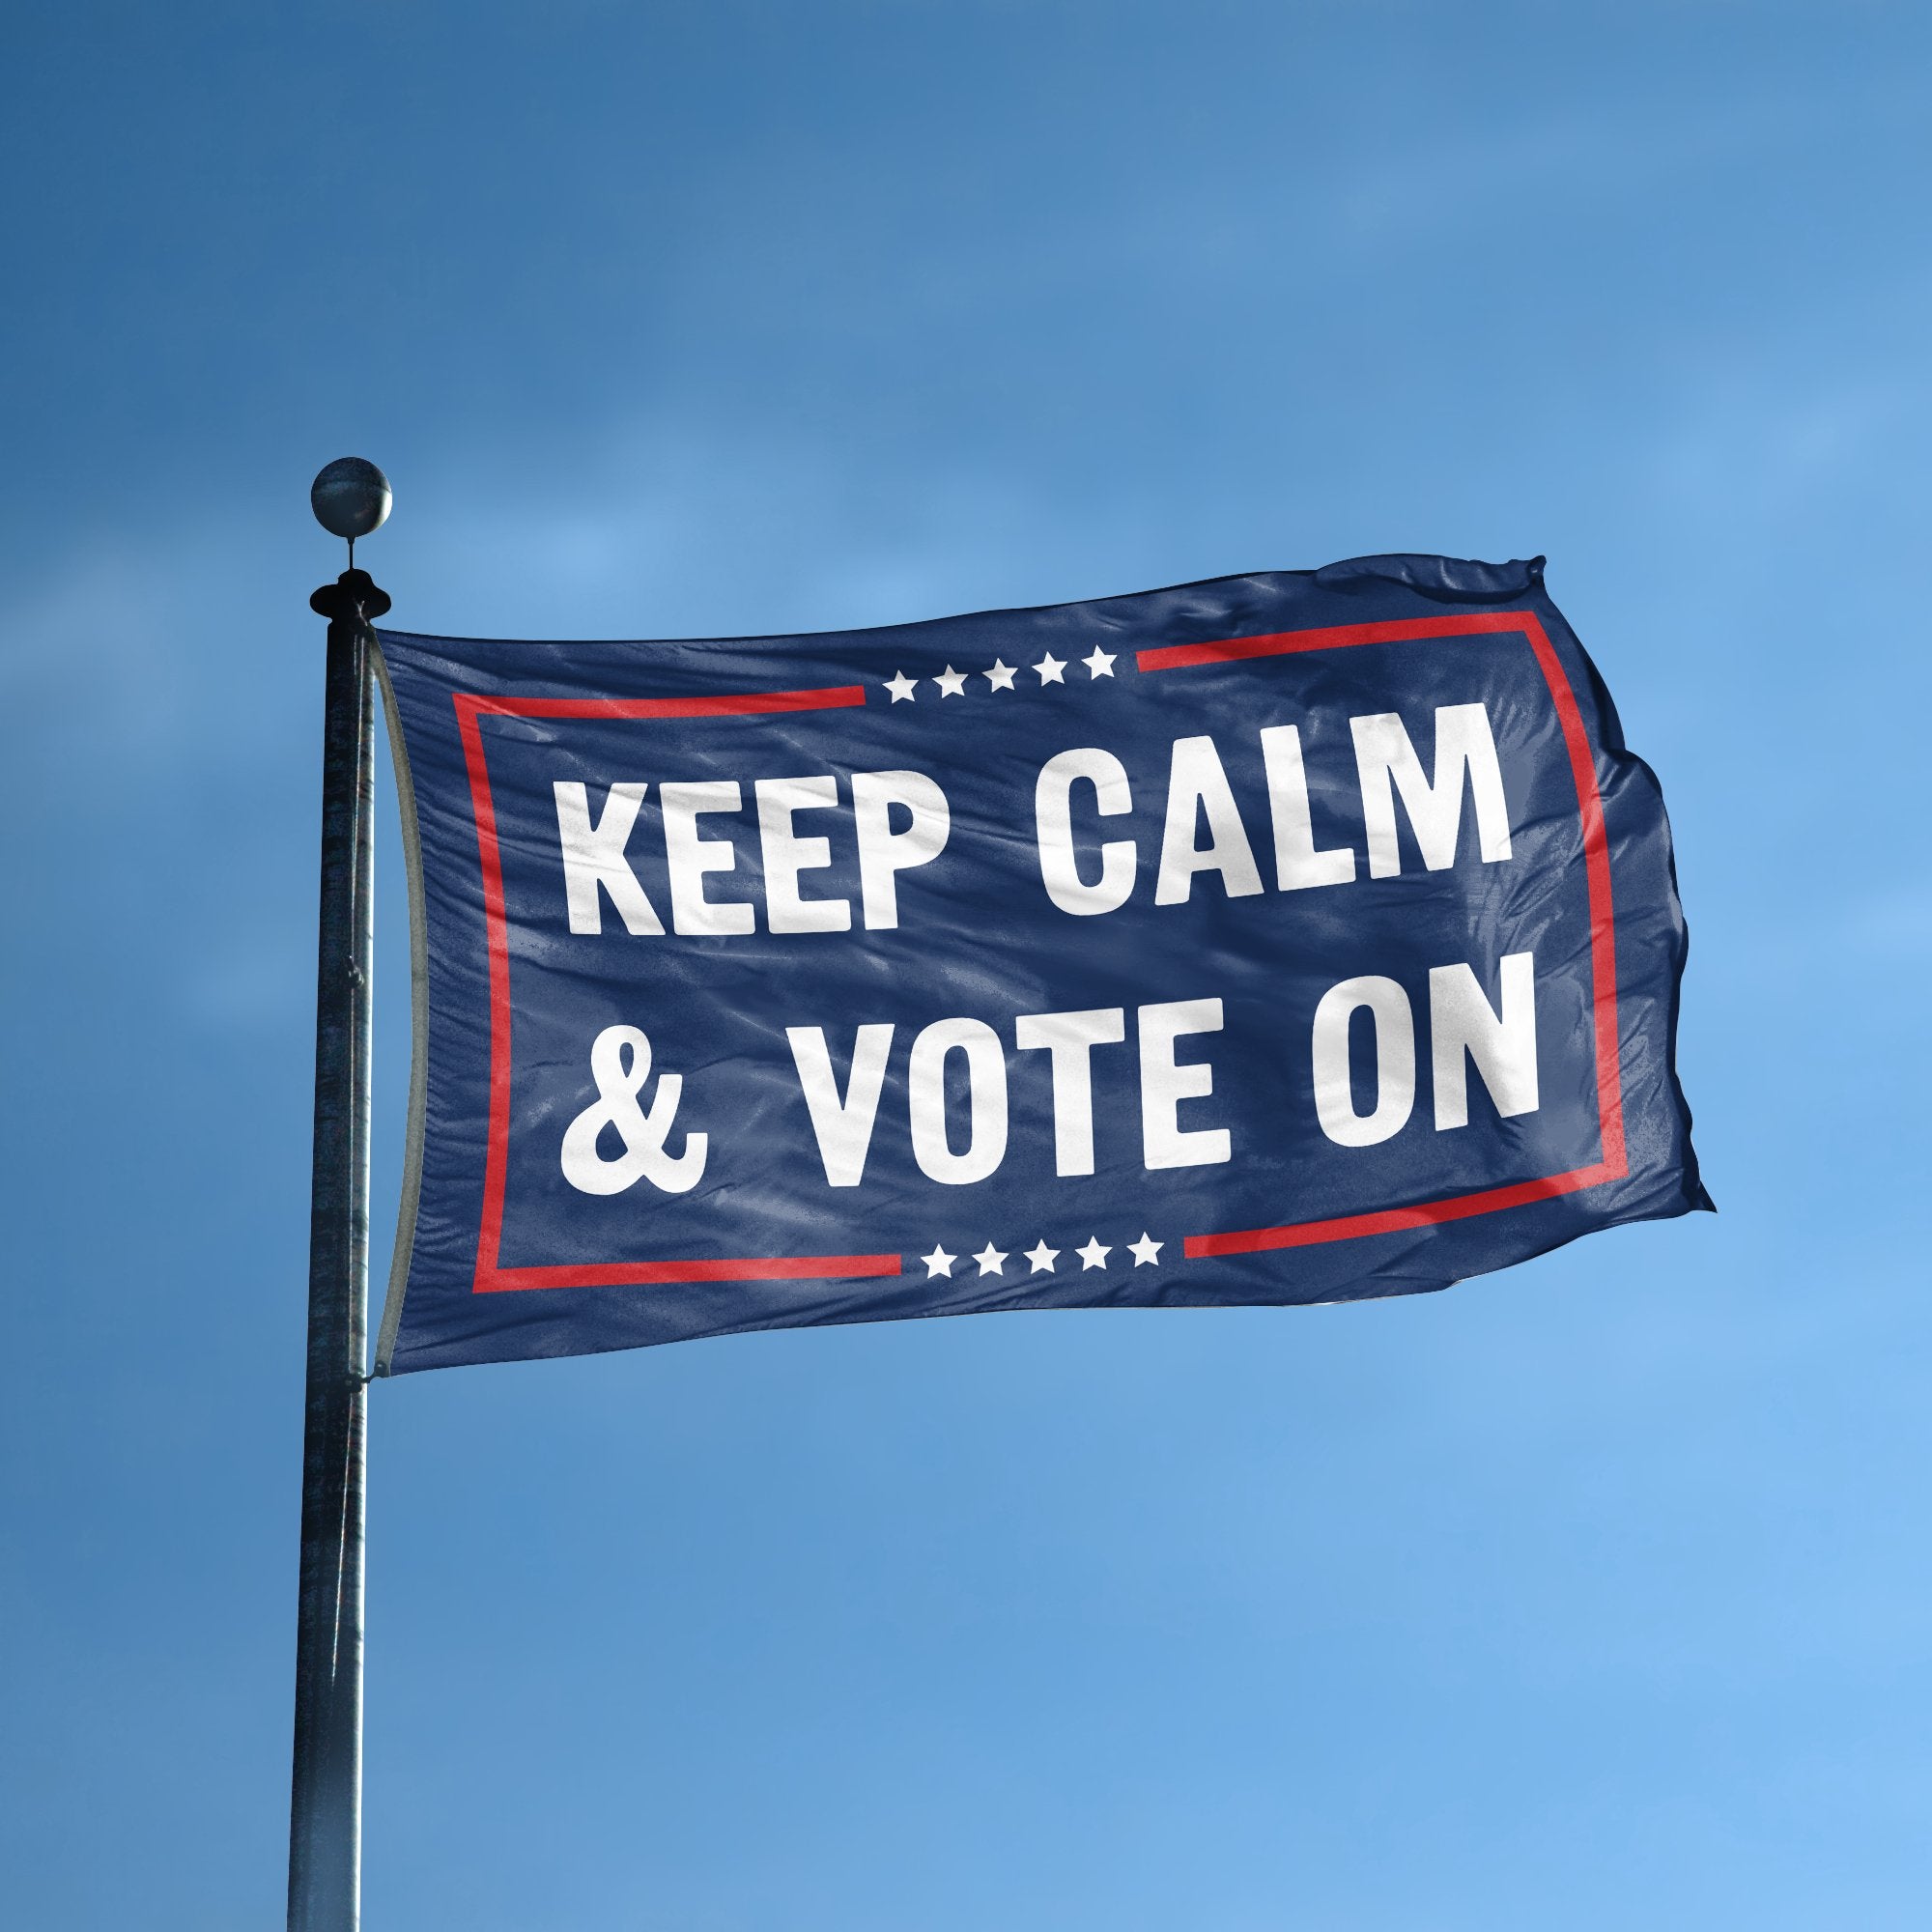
[973,1241,1009,1276]
[922,1245,956,1279]
[884,669,918,703]
[1033,653,1066,685]
[1024,1239,1060,1274]
[932,665,968,697]
[1128,1233,1164,1267]
[1082,646,1117,679]
[1075,1236,1112,1270]
[982,659,1017,692]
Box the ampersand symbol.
[560,1025,709,1196]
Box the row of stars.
[883,648,1118,702]
[919,1234,1163,1279]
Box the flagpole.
[290,461,391,1932]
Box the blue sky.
[3,3,1929,1925]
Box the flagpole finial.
[311,457,392,568]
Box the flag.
[371,554,1707,1374]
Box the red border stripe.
[1137,610,1543,672]
[454,696,514,1277]
[474,1253,902,1293]
[465,686,866,722]
[1185,1164,1617,1258]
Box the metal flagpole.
[290,460,392,1932]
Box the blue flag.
[372,554,1707,1375]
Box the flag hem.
[371,638,431,1378]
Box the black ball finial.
[310,457,392,542]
